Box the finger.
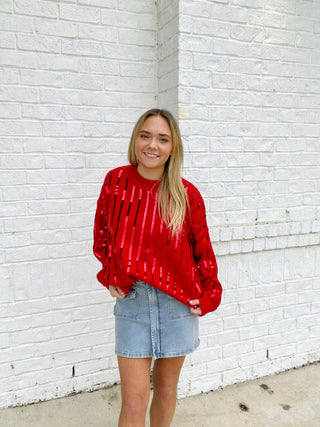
[109,285,123,299]
[189,307,202,316]
[189,299,200,306]
[108,285,116,297]
[189,299,200,309]
[189,299,202,316]
[115,287,125,299]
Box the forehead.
[140,115,171,136]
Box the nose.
[148,137,157,148]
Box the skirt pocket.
[114,287,140,319]
[167,294,194,320]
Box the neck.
[137,164,163,181]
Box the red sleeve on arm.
[189,188,222,316]
[93,173,111,288]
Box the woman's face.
[135,115,173,180]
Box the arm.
[93,174,111,286]
[189,188,222,316]
[93,181,125,298]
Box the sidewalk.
[1,362,319,426]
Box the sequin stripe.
[93,176,110,264]
[199,258,216,276]
[151,255,157,281]
[164,248,178,293]
[116,179,130,270]
[127,187,142,272]
[159,265,163,286]
[192,199,205,226]
[150,191,158,235]
[100,173,111,233]
[180,235,190,289]
[114,199,124,241]
[136,190,150,264]
[180,232,198,294]
[159,216,164,234]
[165,271,171,292]
[162,231,177,292]
[173,231,179,250]
[187,223,203,294]
[106,250,113,284]
[202,259,210,274]
[110,168,123,235]
[148,198,159,282]
[133,188,142,227]
[149,215,165,285]
[120,185,135,250]
[104,169,120,283]
[143,261,148,280]
[188,188,206,229]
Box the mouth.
[143,152,160,159]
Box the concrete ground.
[1,362,319,427]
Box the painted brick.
[222,366,252,387]
[34,18,77,38]
[268,344,296,360]
[223,313,254,330]
[80,0,117,8]
[17,34,61,54]
[14,0,58,19]
[239,325,269,340]
[61,39,103,57]
[0,267,10,304]
[253,334,282,352]
[239,350,266,368]
[118,0,154,14]
[0,30,15,48]
[59,4,100,24]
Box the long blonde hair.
[128,109,188,236]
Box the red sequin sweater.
[93,165,222,316]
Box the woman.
[93,109,222,427]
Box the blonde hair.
[128,109,188,236]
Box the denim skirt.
[114,281,200,359]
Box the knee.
[122,391,150,418]
[153,383,177,402]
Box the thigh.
[118,356,152,400]
[152,356,185,391]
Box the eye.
[140,133,149,139]
[160,138,169,143]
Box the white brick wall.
[1,0,319,408]
[157,0,179,116]
[177,0,320,397]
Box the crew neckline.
[130,165,160,187]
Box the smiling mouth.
[144,152,160,158]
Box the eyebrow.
[139,130,171,138]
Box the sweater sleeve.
[93,173,111,288]
[189,188,222,316]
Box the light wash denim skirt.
[114,281,200,359]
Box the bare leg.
[150,356,185,427]
[117,356,152,427]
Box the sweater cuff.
[198,288,222,316]
[97,268,110,289]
